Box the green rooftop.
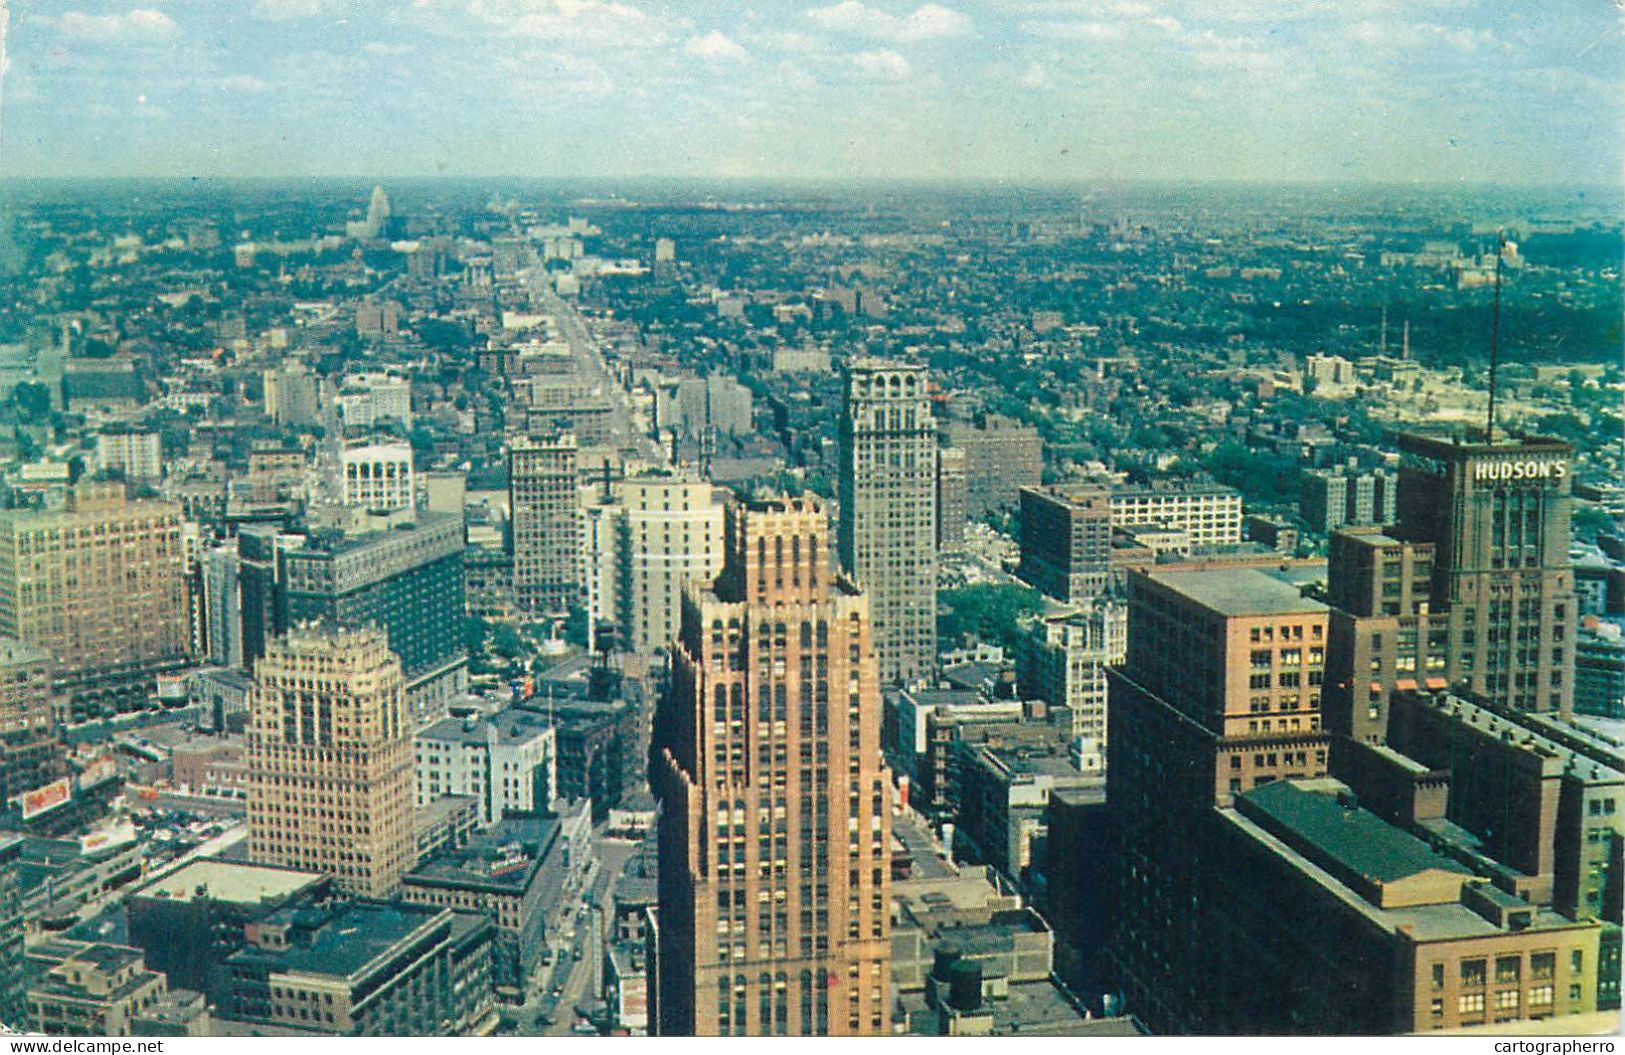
[1240,779,1471,885]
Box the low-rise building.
[220,900,495,1036]
[415,709,556,827]
[402,814,563,1002]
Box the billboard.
[20,777,72,820]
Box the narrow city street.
[534,832,641,1036]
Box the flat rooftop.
[247,902,443,979]
[1144,568,1326,618]
[1242,778,1472,885]
[135,859,322,905]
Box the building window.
[1458,993,1485,1015]
[1496,957,1521,984]
[1431,964,1445,990]
[1461,960,1486,988]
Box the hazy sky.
[1,0,1619,184]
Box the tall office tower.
[340,442,415,511]
[0,836,22,1029]
[0,639,55,802]
[247,625,414,898]
[236,525,303,672]
[199,541,244,670]
[1016,485,1112,603]
[1391,432,1576,715]
[838,360,936,686]
[510,434,581,617]
[1106,569,1330,1032]
[941,415,1043,518]
[279,514,467,726]
[653,496,892,1037]
[0,482,189,721]
[935,447,967,553]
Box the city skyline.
[0,0,1618,186]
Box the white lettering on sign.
[1472,459,1568,483]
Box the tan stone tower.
[838,359,936,685]
[246,625,414,898]
[655,495,892,1036]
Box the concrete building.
[936,447,968,553]
[956,746,1103,883]
[25,939,171,1037]
[263,362,320,427]
[402,813,565,1001]
[510,433,581,616]
[341,442,415,512]
[1017,485,1113,604]
[219,899,494,1036]
[1210,778,1604,1033]
[1322,526,1444,746]
[942,415,1043,518]
[95,427,163,483]
[124,860,330,1010]
[1109,483,1243,548]
[1106,568,1332,1032]
[1575,621,1625,719]
[278,515,467,726]
[1381,689,1623,927]
[246,626,415,899]
[1301,464,1398,534]
[839,360,936,685]
[1017,601,1127,765]
[415,708,556,826]
[0,836,23,1029]
[336,371,411,429]
[1393,432,1576,715]
[0,638,55,803]
[0,483,190,721]
[654,495,892,1036]
[583,475,726,655]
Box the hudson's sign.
[1472,457,1568,483]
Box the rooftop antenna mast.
[1486,231,1505,443]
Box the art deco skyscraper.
[509,433,581,617]
[838,360,936,685]
[1392,431,1576,714]
[246,625,414,898]
[654,495,892,1037]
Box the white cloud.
[1037,20,1125,42]
[362,42,418,55]
[220,74,270,93]
[412,0,668,47]
[685,31,748,62]
[252,0,328,19]
[851,48,911,79]
[56,9,177,41]
[806,2,971,42]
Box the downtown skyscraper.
[837,360,936,686]
[246,624,415,898]
[510,432,582,617]
[654,495,892,1036]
